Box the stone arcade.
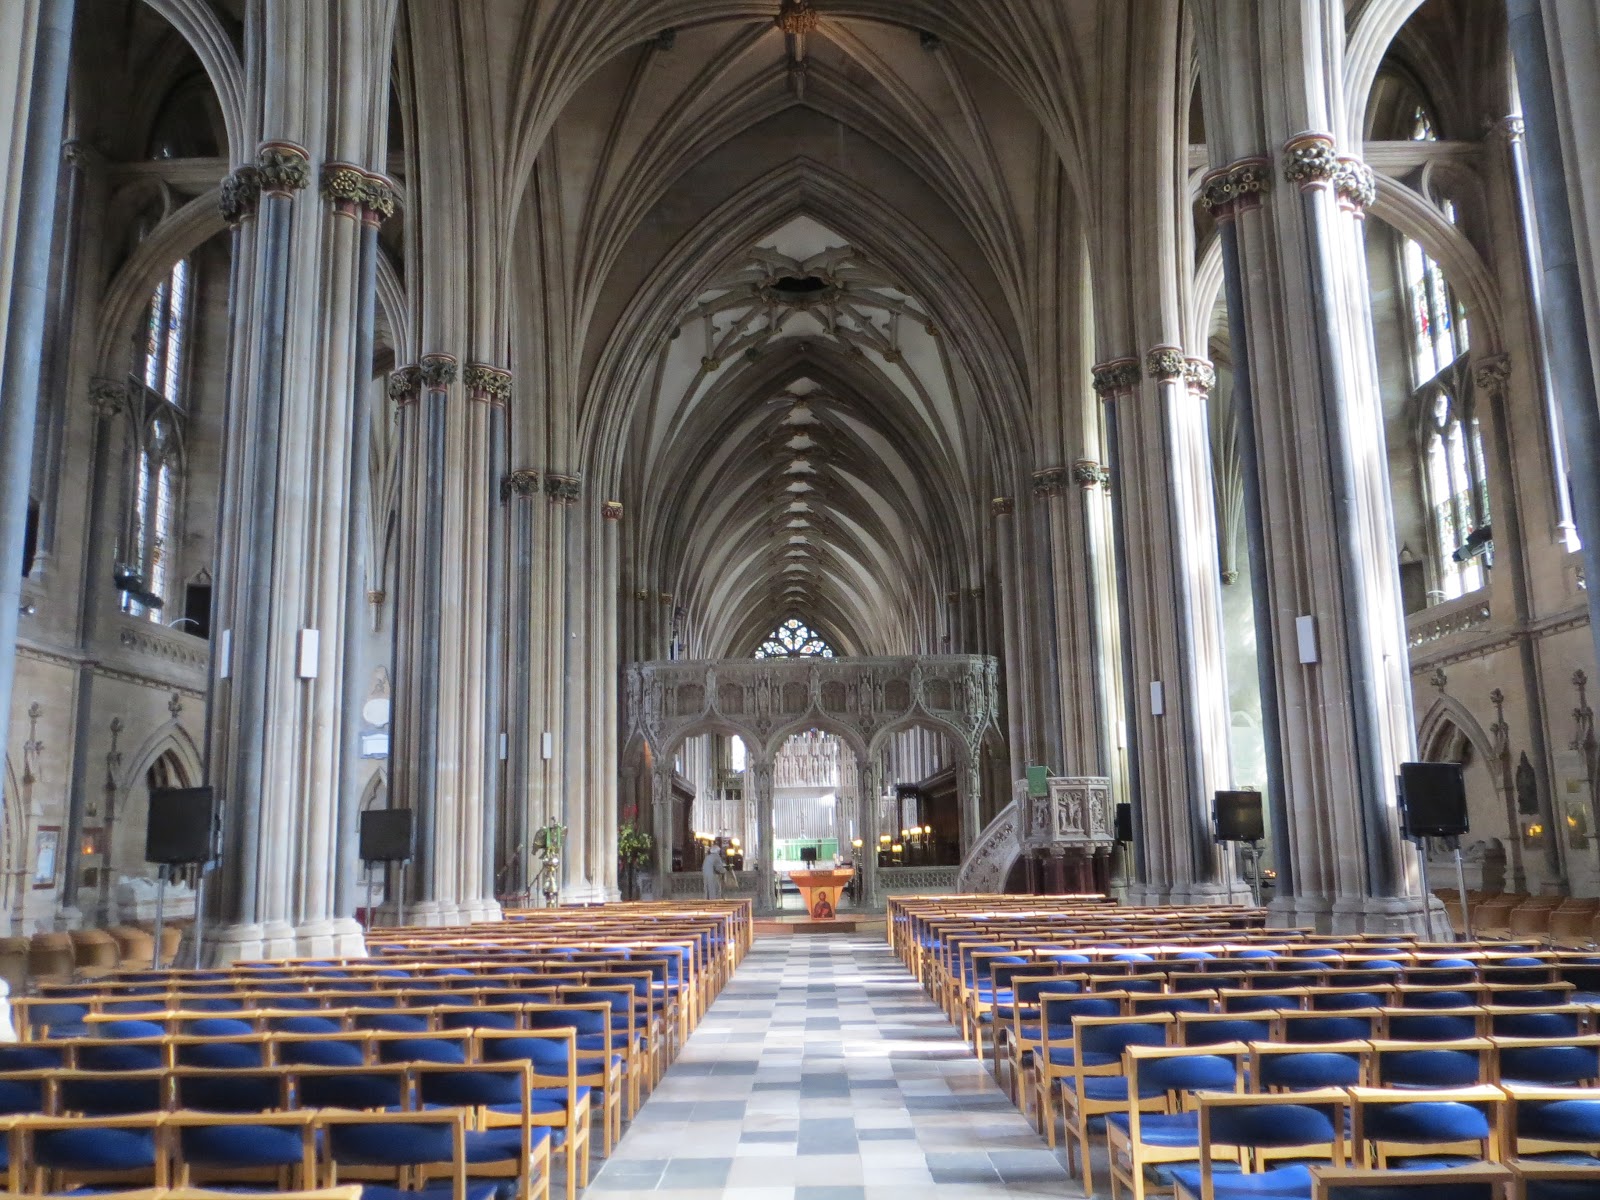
[3,0,1600,959]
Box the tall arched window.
[119,259,190,619]
[1420,375,1489,601]
[1398,106,1486,603]
[755,618,834,659]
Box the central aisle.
[590,932,1081,1198]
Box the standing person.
[702,845,728,900]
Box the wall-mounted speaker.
[145,787,217,865]
[1114,802,1133,844]
[1398,761,1469,839]
[1213,789,1265,843]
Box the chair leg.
[1077,1119,1096,1196]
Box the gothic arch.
[1345,0,1430,149]
[140,0,246,163]
[1369,175,1503,351]
[92,188,228,374]
[763,715,870,765]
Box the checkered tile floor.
[589,933,1082,1198]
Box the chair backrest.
[1495,1036,1600,1087]
[1177,1011,1274,1047]
[1370,1038,1493,1088]
[1198,1088,1348,1173]
[315,1107,467,1196]
[290,1065,408,1111]
[1348,1084,1503,1162]
[1250,1042,1369,1092]
[1307,1162,1512,1200]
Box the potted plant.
[617,816,654,902]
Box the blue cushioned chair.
[1349,1085,1504,1170]
[292,1066,408,1111]
[174,1068,284,1113]
[276,1034,367,1068]
[1251,1044,1370,1094]
[170,1110,317,1189]
[1107,1041,1248,1200]
[56,1071,166,1116]
[372,1032,472,1066]
[1170,1089,1349,1200]
[474,1028,590,1200]
[1179,1013,1275,1048]
[1503,1082,1600,1167]
[1010,990,1124,1117]
[20,1113,167,1192]
[1497,1038,1600,1087]
[412,1061,554,1200]
[1057,1014,1174,1193]
[315,1108,498,1200]
[1371,1040,1493,1089]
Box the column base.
[459,899,503,924]
[558,882,609,906]
[204,919,300,964]
[1268,893,1447,938]
[1165,880,1256,906]
[294,917,367,959]
[405,901,467,927]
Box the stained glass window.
[1422,384,1489,602]
[755,618,835,659]
[143,258,189,407]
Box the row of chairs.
[0,1105,548,1200]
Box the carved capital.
[658,592,673,605]
[1072,459,1106,490]
[1472,354,1512,397]
[1283,133,1339,190]
[418,354,458,392]
[387,365,421,406]
[464,364,513,406]
[1489,115,1525,145]
[89,378,127,418]
[219,165,261,225]
[1334,156,1376,215]
[991,496,1014,518]
[1145,346,1186,382]
[545,474,581,505]
[1183,357,1216,394]
[500,468,540,501]
[1199,168,1234,221]
[321,163,368,217]
[1228,157,1272,212]
[1091,357,1141,399]
[602,500,624,522]
[359,173,398,225]
[1032,466,1070,498]
[255,141,312,196]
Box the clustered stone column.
[1197,1,1428,932]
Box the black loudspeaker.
[145,787,217,865]
[799,845,819,865]
[1214,790,1265,843]
[1114,803,1133,843]
[1399,761,1469,838]
[360,809,414,863]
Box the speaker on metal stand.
[145,787,217,968]
[360,809,414,930]
[1213,790,1265,907]
[1398,761,1470,942]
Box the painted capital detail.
[418,354,459,392]
[322,165,400,226]
[387,365,421,406]
[219,165,262,225]
[1145,346,1186,382]
[1472,355,1512,397]
[1283,133,1339,190]
[775,0,819,36]
[1091,358,1142,398]
[1183,357,1216,394]
[500,468,540,501]
[464,364,513,405]
[1032,467,1070,497]
[1072,459,1106,490]
[545,474,581,505]
[602,500,624,522]
[256,141,312,196]
[1334,157,1376,215]
[991,496,1014,518]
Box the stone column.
[1035,466,1106,776]
[60,381,126,915]
[502,467,540,895]
[0,0,73,757]
[329,168,396,927]
[751,754,776,913]
[991,496,1027,784]
[855,753,881,910]
[1507,0,1600,647]
[956,747,982,858]
[1197,2,1429,931]
[599,500,624,900]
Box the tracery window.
[1420,380,1489,601]
[120,259,191,619]
[755,618,835,659]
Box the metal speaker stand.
[151,866,168,969]
[1244,841,1264,909]
[1415,836,1439,942]
[1451,837,1473,941]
